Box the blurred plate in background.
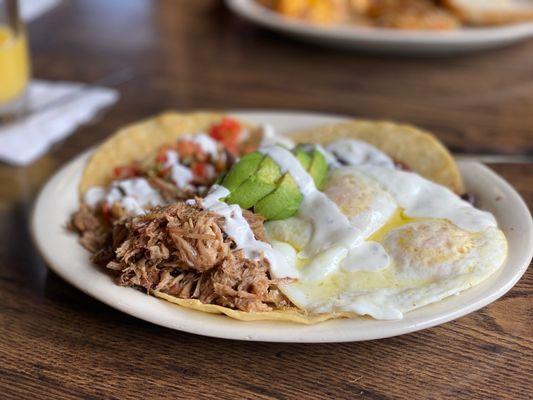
[227,0,533,55]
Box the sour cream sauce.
[164,150,194,189]
[183,133,219,159]
[84,177,164,216]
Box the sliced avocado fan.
[225,155,280,209]
[221,146,328,220]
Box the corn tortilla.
[154,291,350,324]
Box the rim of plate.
[226,0,533,44]
[31,110,533,343]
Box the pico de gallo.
[80,118,259,224]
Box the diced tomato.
[209,117,242,141]
[113,164,140,179]
[192,162,216,180]
[177,140,203,158]
[209,117,242,154]
[191,162,207,178]
[156,146,170,164]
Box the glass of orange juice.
[0,0,30,122]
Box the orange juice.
[0,25,30,105]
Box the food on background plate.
[443,0,533,26]
[257,0,533,30]
[70,112,507,324]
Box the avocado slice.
[294,148,311,171]
[308,149,328,190]
[254,173,303,220]
[225,156,280,209]
[221,151,264,192]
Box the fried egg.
[265,165,508,320]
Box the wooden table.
[1,1,532,398]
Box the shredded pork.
[70,202,289,312]
[69,204,110,253]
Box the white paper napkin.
[0,80,119,166]
[20,0,61,22]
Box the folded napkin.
[0,80,119,166]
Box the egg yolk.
[386,221,475,266]
[324,172,383,218]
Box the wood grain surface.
[0,1,532,399]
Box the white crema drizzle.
[193,185,295,277]
[164,150,194,189]
[84,177,164,216]
[259,145,390,270]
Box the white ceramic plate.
[226,0,533,54]
[31,111,533,342]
